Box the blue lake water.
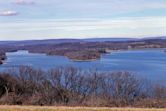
[0,49,166,84]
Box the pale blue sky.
[0,0,166,40]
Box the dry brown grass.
[0,106,166,111]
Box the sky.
[0,0,166,40]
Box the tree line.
[0,66,166,107]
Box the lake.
[0,49,166,84]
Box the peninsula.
[0,38,166,62]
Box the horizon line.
[0,36,166,42]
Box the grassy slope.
[0,106,166,111]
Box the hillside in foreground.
[0,106,166,111]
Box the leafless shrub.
[0,66,165,107]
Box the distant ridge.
[83,38,138,42]
[141,36,166,40]
[0,39,83,45]
[0,37,166,45]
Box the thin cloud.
[13,0,35,5]
[1,17,166,39]
[0,10,18,16]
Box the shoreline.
[0,54,7,65]
[70,58,99,62]
[1,48,166,64]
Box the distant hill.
[0,39,83,46]
[0,37,166,46]
[83,38,138,42]
[142,36,166,40]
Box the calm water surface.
[0,49,166,84]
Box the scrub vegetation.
[0,66,165,108]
